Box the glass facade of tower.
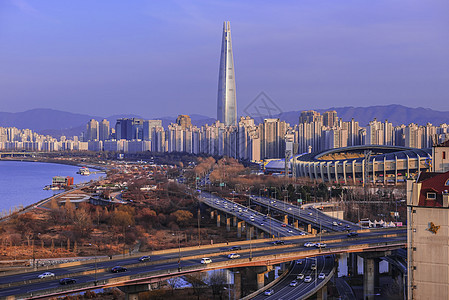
[217,21,237,126]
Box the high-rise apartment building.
[86,119,99,141]
[217,21,237,126]
[323,110,338,128]
[176,115,192,129]
[260,118,287,159]
[99,119,110,141]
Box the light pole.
[177,231,182,271]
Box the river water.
[0,161,103,215]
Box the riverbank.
[0,159,108,219]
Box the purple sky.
[1,0,449,118]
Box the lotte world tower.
[217,21,237,126]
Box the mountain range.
[0,105,447,137]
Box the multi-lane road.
[0,227,405,299]
[249,196,360,232]
[252,256,335,300]
[200,191,308,237]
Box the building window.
[444,151,446,160]
[427,192,437,200]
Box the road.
[252,255,335,300]
[249,196,360,232]
[0,227,405,299]
[200,191,308,237]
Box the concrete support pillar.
[233,216,237,227]
[234,271,241,299]
[283,214,288,224]
[293,220,299,229]
[216,214,221,227]
[363,257,377,300]
[126,293,139,300]
[311,228,317,235]
[256,272,265,289]
[237,221,244,238]
[317,285,328,300]
[246,226,254,240]
[210,210,215,219]
[259,231,264,239]
[267,269,275,282]
[226,217,231,232]
[307,223,312,233]
[348,253,358,277]
[119,284,151,300]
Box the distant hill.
[274,104,449,126]
[0,109,215,137]
[1,105,447,137]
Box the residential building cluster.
[2,111,449,162]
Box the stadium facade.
[266,145,432,185]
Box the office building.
[217,21,237,126]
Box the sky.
[1,0,449,119]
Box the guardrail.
[4,240,406,300]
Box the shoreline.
[0,158,109,221]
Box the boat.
[77,167,90,175]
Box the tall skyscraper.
[99,119,110,141]
[86,119,99,141]
[217,21,237,126]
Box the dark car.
[347,232,358,237]
[111,266,128,273]
[59,278,76,285]
[229,245,242,251]
[272,240,285,245]
[138,255,151,262]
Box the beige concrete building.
[407,140,449,299]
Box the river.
[0,160,103,215]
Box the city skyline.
[1,1,449,118]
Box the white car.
[264,289,274,296]
[315,243,327,248]
[297,273,304,280]
[304,242,315,247]
[227,253,240,259]
[201,258,212,264]
[38,272,55,279]
[304,276,312,283]
[289,280,298,287]
[318,273,325,279]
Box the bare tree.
[209,270,227,299]
[166,276,181,295]
[185,272,206,300]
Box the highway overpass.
[0,228,405,299]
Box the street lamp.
[177,232,182,271]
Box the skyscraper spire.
[217,21,237,126]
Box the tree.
[111,210,134,228]
[73,204,93,238]
[167,276,181,294]
[185,272,207,300]
[170,210,193,226]
[209,270,227,299]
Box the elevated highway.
[0,228,405,299]
[249,196,360,232]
